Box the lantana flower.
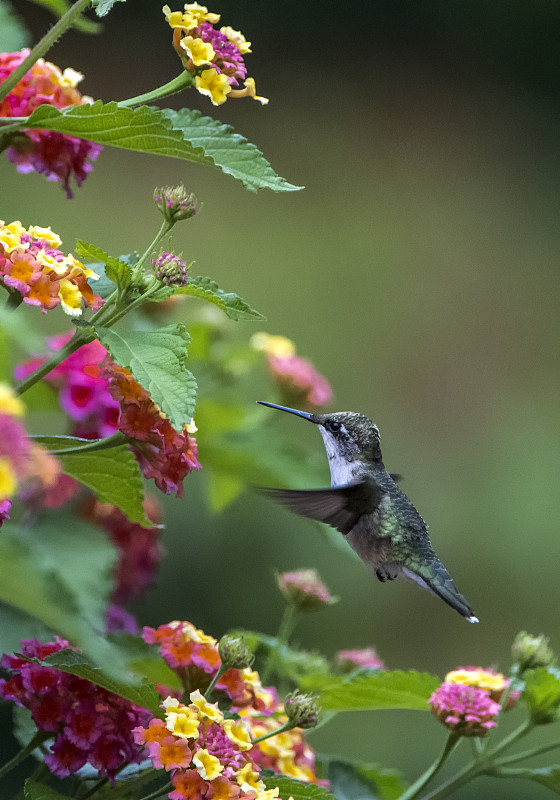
[444,666,520,708]
[0,50,102,197]
[277,569,334,612]
[0,637,151,781]
[336,647,386,672]
[0,221,103,315]
[429,681,501,737]
[162,4,268,106]
[252,333,333,409]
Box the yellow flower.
[251,332,296,358]
[220,26,252,54]
[195,69,231,106]
[0,220,26,253]
[184,3,220,24]
[222,718,253,751]
[180,35,215,65]
[27,225,62,248]
[445,668,507,694]
[59,68,83,88]
[165,708,200,739]
[162,5,198,30]
[0,384,25,417]
[236,763,261,791]
[189,689,224,722]
[255,788,280,800]
[193,748,223,780]
[58,279,83,317]
[0,458,17,500]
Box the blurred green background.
[2,1,560,797]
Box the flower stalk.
[118,72,194,108]
[397,733,461,800]
[0,730,51,779]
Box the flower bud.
[153,253,189,287]
[284,691,320,729]
[218,634,254,670]
[154,185,197,223]
[512,632,555,674]
[276,568,335,612]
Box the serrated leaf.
[25,779,71,800]
[42,649,162,715]
[96,325,197,431]
[523,667,560,722]
[34,435,152,527]
[263,775,335,800]
[528,766,560,794]
[299,670,441,712]
[0,0,30,50]
[161,108,302,193]
[76,239,132,290]
[27,0,101,33]
[91,0,125,17]
[326,760,406,800]
[176,276,265,321]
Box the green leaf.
[263,775,335,800]
[26,0,101,33]
[161,108,303,193]
[91,0,125,17]
[42,649,162,715]
[75,239,132,291]
[325,760,406,800]
[0,515,124,671]
[24,101,214,164]
[523,667,560,723]
[0,0,30,50]
[176,276,265,321]
[25,779,71,800]
[299,670,441,712]
[0,603,53,656]
[528,766,560,794]
[34,435,152,527]
[106,632,183,690]
[96,325,197,430]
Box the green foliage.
[523,667,560,723]
[238,630,331,683]
[526,766,560,794]
[27,0,101,32]
[176,276,265,321]
[0,603,53,656]
[41,649,162,715]
[96,324,197,430]
[299,670,441,712]
[75,239,132,291]
[160,108,303,193]
[325,759,407,800]
[91,0,125,17]
[262,774,335,800]
[34,435,152,527]
[0,0,30,50]
[24,779,71,799]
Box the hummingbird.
[258,401,478,623]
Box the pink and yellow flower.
[0,50,101,197]
[429,682,501,737]
[444,665,519,709]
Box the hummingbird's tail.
[401,563,479,623]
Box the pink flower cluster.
[1,50,101,197]
[267,355,332,408]
[143,621,320,784]
[336,648,386,671]
[277,569,333,612]
[0,412,30,526]
[429,682,501,737]
[15,336,200,497]
[0,637,151,780]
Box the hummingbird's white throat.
[318,426,365,486]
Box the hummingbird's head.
[258,403,384,468]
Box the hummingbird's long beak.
[257,401,316,422]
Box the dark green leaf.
[25,779,71,800]
[35,435,152,527]
[528,766,560,794]
[263,774,335,800]
[176,276,265,321]
[523,668,560,723]
[26,0,101,32]
[0,0,30,49]
[326,760,406,800]
[14,707,48,759]
[42,649,162,715]
[91,0,125,17]
[299,670,441,712]
[161,108,303,193]
[75,239,132,291]
[96,325,197,430]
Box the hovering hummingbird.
[258,401,478,623]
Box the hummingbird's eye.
[326,419,341,433]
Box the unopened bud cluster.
[154,185,197,222]
[218,633,254,670]
[512,632,555,674]
[153,253,189,287]
[284,690,320,730]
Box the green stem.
[0,0,92,105]
[488,720,534,758]
[80,777,108,799]
[118,72,194,108]
[251,719,294,746]
[134,219,174,277]
[204,665,227,701]
[29,431,130,456]
[398,734,461,800]
[4,291,23,311]
[0,730,51,780]
[494,737,560,767]
[261,603,298,684]
[137,782,173,800]
[15,328,89,396]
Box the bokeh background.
[2,2,560,797]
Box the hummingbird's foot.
[376,569,398,583]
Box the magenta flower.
[336,648,386,671]
[429,682,501,737]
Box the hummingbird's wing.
[259,478,384,535]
